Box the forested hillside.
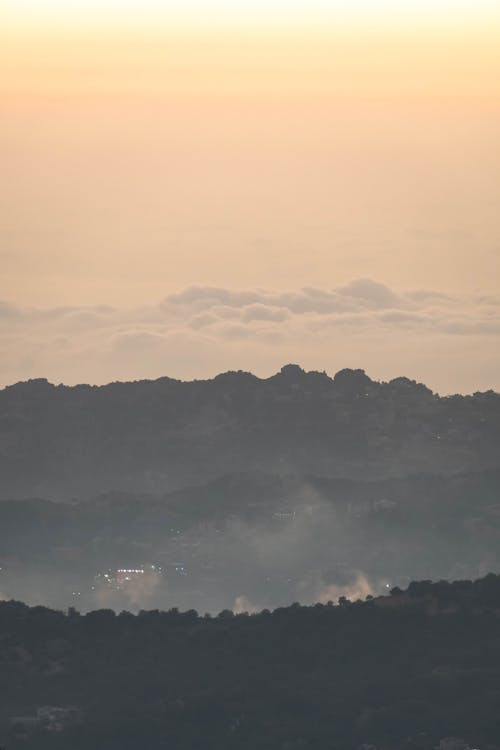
[2,575,500,750]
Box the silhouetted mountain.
[2,574,500,750]
[1,366,499,499]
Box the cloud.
[1,278,499,393]
[336,278,402,308]
[241,304,289,323]
[163,280,405,316]
[164,287,262,310]
[0,300,22,319]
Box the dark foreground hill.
[3,574,500,750]
[1,365,499,499]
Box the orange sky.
[1,1,499,391]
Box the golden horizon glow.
[2,0,500,32]
[2,0,499,100]
[1,0,499,391]
[2,25,499,101]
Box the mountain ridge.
[0,363,477,395]
[1,365,499,500]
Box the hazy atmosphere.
[1,0,500,392]
[1,3,500,749]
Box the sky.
[1,0,499,393]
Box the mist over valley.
[1,365,499,616]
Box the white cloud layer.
[1,279,499,394]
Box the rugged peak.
[333,368,374,393]
[6,377,54,393]
[278,364,305,379]
[387,376,434,396]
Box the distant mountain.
[1,365,499,499]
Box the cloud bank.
[1,278,499,394]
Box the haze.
[1,0,499,392]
